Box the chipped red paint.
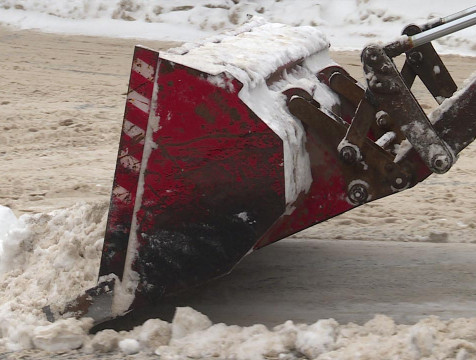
[127,60,286,299]
[100,47,361,302]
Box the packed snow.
[2,0,476,358]
[1,0,476,55]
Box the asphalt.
[152,238,476,327]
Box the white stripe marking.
[116,59,161,315]
[128,90,150,114]
[132,58,155,81]
[119,149,141,173]
[113,185,132,203]
[123,119,145,143]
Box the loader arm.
[45,9,476,325]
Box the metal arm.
[412,12,476,48]
[421,5,476,30]
[384,11,476,57]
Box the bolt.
[431,154,452,174]
[392,174,408,190]
[348,183,369,205]
[340,146,359,164]
[376,112,392,129]
[408,51,423,65]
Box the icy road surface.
[166,238,476,327]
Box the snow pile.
[0,206,18,263]
[1,0,476,54]
[78,307,476,359]
[148,311,476,359]
[2,203,476,358]
[0,202,106,350]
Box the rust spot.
[229,108,240,122]
[159,61,175,74]
[195,103,216,124]
[210,92,241,122]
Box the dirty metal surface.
[401,24,457,102]
[128,59,286,304]
[362,44,455,174]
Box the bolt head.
[392,174,408,190]
[340,146,359,164]
[348,183,369,205]
[408,51,423,65]
[431,154,452,174]
[376,112,391,129]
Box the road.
[150,238,476,327]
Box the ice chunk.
[171,307,212,339]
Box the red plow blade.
[99,23,354,318]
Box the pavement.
[161,238,476,327]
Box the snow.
[118,338,140,354]
[0,206,17,241]
[86,329,120,353]
[375,131,396,149]
[1,0,476,55]
[1,204,476,357]
[32,318,92,352]
[171,307,213,339]
[430,71,476,126]
[0,203,105,351]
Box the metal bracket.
[401,24,457,103]
[321,68,389,143]
[287,93,415,204]
[338,94,376,164]
[43,278,117,325]
[362,44,455,174]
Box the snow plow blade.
[48,12,476,325]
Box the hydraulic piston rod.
[422,5,476,30]
[411,12,476,48]
[384,12,476,57]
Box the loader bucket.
[49,14,476,325]
[90,21,365,320]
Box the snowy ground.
[2,1,476,359]
[1,0,476,54]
